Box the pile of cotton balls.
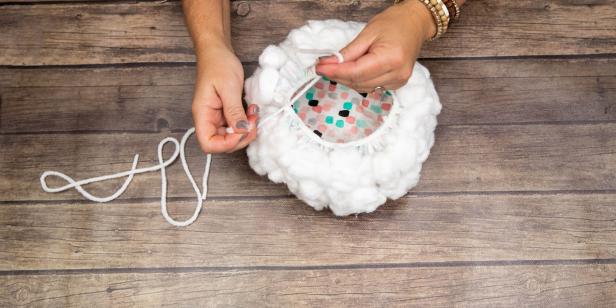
[244,20,441,216]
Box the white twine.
[41,128,208,227]
[40,50,344,227]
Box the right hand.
[192,40,259,154]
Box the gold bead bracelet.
[394,0,450,41]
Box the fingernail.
[248,104,260,116]
[236,120,249,130]
[239,134,247,142]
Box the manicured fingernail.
[236,120,249,130]
[248,104,260,116]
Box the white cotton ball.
[288,29,311,47]
[288,152,318,179]
[348,187,386,214]
[257,68,280,103]
[409,64,428,86]
[418,63,431,79]
[345,21,365,37]
[247,145,266,176]
[391,139,417,172]
[279,58,304,82]
[244,20,440,217]
[307,20,328,33]
[259,45,288,69]
[305,197,327,211]
[243,75,257,103]
[406,82,427,102]
[372,152,398,185]
[316,28,348,50]
[383,182,410,200]
[298,180,323,201]
[326,187,348,208]
[268,169,284,183]
[401,167,421,191]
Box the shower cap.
[244,19,441,216]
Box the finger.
[218,82,252,134]
[222,103,259,134]
[192,92,246,153]
[318,30,375,65]
[329,69,395,93]
[345,71,401,93]
[227,105,259,152]
[194,112,244,153]
[316,53,389,85]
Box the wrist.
[195,34,234,65]
[195,31,233,53]
[397,0,437,41]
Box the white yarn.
[40,128,210,227]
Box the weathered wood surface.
[2,123,615,201]
[2,193,616,269]
[2,58,615,133]
[1,0,615,65]
[2,265,615,307]
[1,0,615,305]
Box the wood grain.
[2,193,616,269]
[1,0,614,305]
[2,264,616,307]
[1,123,615,201]
[1,0,615,65]
[2,58,615,133]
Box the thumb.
[219,84,250,134]
[319,31,374,65]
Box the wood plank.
[1,264,615,307]
[2,58,615,133]
[2,193,616,269]
[1,0,615,65]
[0,131,288,201]
[0,0,162,2]
[1,123,615,201]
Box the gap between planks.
[1,0,616,65]
[3,258,616,276]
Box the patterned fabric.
[292,76,394,143]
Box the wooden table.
[1,0,616,306]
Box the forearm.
[182,0,232,57]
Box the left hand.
[315,0,436,93]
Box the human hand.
[191,39,259,154]
[315,0,436,93]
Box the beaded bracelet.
[394,0,450,41]
[443,0,461,22]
